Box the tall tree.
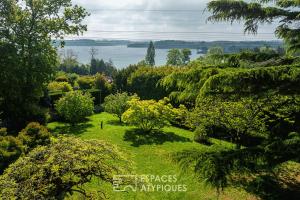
[166,49,183,66]
[0,0,88,131]
[145,41,156,66]
[207,0,300,52]
[181,48,192,64]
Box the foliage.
[103,92,135,122]
[77,76,95,90]
[167,49,183,66]
[55,91,94,124]
[189,98,267,149]
[182,48,192,64]
[90,58,116,76]
[122,97,175,132]
[0,135,23,173]
[0,136,131,199]
[113,64,139,92]
[94,73,111,97]
[128,66,177,100]
[47,81,73,92]
[0,0,88,131]
[207,0,300,52]
[145,41,156,66]
[18,122,51,152]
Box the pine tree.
[145,41,156,66]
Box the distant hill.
[56,39,283,53]
[127,40,284,53]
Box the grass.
[48,112,257,200]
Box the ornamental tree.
[122,97,175,132]
[0,136,131,199]
[103,92,135,122]
[55,91,94,125]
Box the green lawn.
[48,113,256,200]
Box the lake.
[58,46,201,69]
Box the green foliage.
[47,81,73,92]
[55,91,94,124]
[90,58,116,76]
[18,122,51,152]
[128,66,177,100]
[0,136,131,199]
[103,92,135,122]
[0,0,88,131]
[113,64,139,91]
[0,135,23,173]
[145,41,156,66]
[182,48,192,64]
[190,98,267,149]
[94,73,111,97]
[207,0,300,52]
[77,76,95,90]
[167,49,183,66]
[122,97,175,132]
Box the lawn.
[48,112,256,200]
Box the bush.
[55,91,94,124]
[47,81,73,92]
[18,122,51,152]
[122,97,174,132]
[0,135,23,173]
[0,128,7,136]
[77,76,94,90]
[0,136,130,199]
[103,92,135,122]
[55,75,69,82]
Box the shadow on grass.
[123,129,191,147]
[50,123,93,136]
[233,174,300,200]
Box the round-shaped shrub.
[47,81,73,92]
[55,91,94,124]
[18,122,51,152]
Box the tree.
[47,81,73,92]
[145,41,155,66]
[122,97,175,132]
[55,91,94,125]
[207,46,224,56]
[77,76,95,90]
[0,136,131,199]
[166,49,183,66]
[207,0,300,52]
[0,0,89,131]
[181,48,192,64]
[103,92,134,122]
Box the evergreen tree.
[207,0,300,52]
[145,41,156,66]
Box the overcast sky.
[70,0,279,41]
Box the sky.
[70,0,279,41]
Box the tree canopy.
[207,0,300,52]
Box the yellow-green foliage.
[0,136,131,199]
[18,122,51,152]
[77,76,95,90]
[47,81,73,92]
[122,97,175,131]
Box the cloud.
[70,0,278,41]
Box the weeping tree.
[207,0,300,52]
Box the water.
[59,46,200,69]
